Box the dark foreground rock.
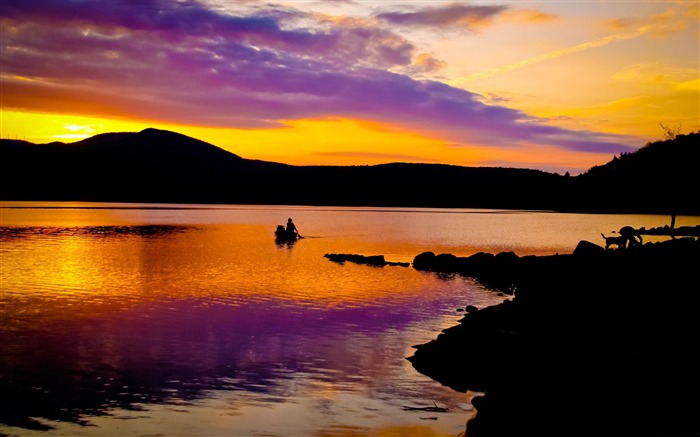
[408,237,700,437]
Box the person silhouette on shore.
[286,218,299,239]
[619,226,643,248]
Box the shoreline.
[406,236,700,436]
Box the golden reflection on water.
[1,218,493,339]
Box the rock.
[412,251,436,270]
[324,253,408,267]
[408,237,700,437]
[572,239,605,256]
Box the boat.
[275,225,300,244]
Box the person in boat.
[285,218,299,239]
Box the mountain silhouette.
[1,128,698,215]
[71,128,246,165]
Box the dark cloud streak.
[375,3,508,30]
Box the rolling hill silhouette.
[573,132,699,214]
[1,128,698,215]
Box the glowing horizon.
[1,0,697,175]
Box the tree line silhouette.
[1,128,698,215]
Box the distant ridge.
[1,128,698,215]
[44,128,247,166]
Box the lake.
[1,201,696,437]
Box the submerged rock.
[324,253,409,267]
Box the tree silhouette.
[660,122,683,140]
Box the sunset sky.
[1,0,698,174]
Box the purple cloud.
[375,3,509,30]
[0,0,638,156]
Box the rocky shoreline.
[407,236,700,437]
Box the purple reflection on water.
[0,294,455,431]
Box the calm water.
[1,202,696,437]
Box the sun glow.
[220,118,478,166]
[1,110,152,143]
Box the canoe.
[275,225,299,243]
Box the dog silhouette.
[601,233,627,250]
